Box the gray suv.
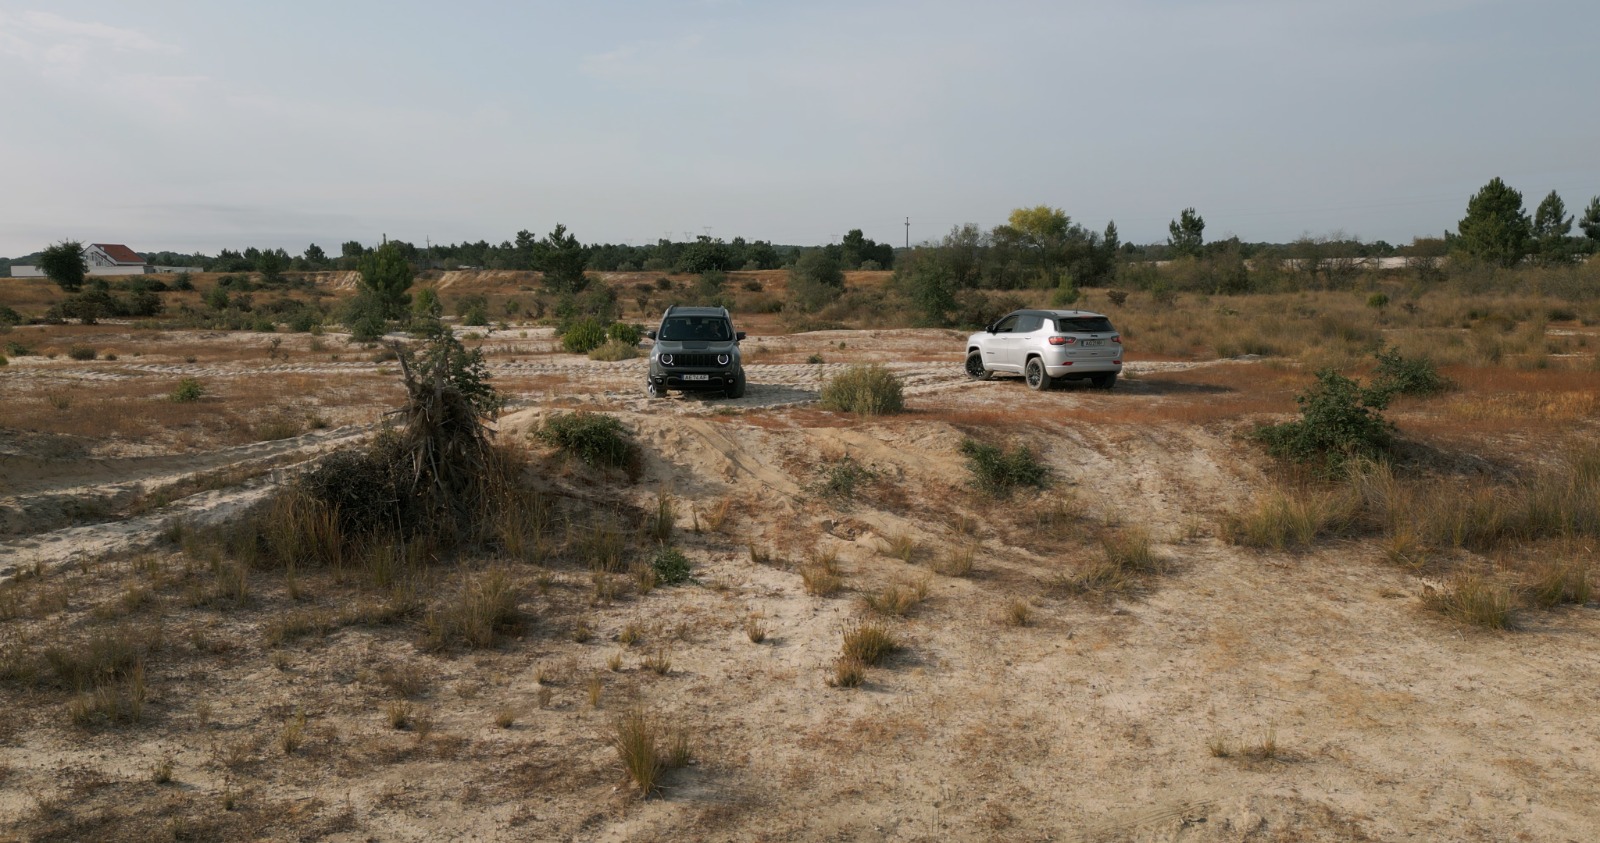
[645,305,747,399]
[965,309,1122,390]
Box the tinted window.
[1055,317,1114,333]
[1015,315,1044,333]
[660,316,732,341]
[993,315,1020,333]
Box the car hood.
[653,339,739,353]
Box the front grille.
[666,353,723,368]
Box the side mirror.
[985,323,996,333]
[735,331,746,342]
[644,330,656,340]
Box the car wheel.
[726,370,746,399]
[964,350,992,381]
[1091,373,1117,390]
[1025,357,1052,391]
[647,382,666,399]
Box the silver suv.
[965,309,1122,390]
[645,305,747,399]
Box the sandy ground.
[0,322,1597,842]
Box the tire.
[1091,373,1117,390]
[965,350,993,380]
[725,370,746,399]
[1025,357,1053,391]
[647,382,666,399]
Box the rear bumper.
[1045,360,1121,378]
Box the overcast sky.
[1,0,1595,257]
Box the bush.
[959,438,1051,497]
[1255,369,1392,475]
[1370,346,1451,398]
[562,318,609,354]
[0,305,23,326]
[536,412,639,474]
[67,345,96,361]
[608,321,642,346]
[819,364,903,416]
[588,339,639,361]
[652,546,693,585]
[170,377,205,402]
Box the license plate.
[1081,339,1104,347]
[682,374,710,381]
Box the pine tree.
[1453,177,1530,267]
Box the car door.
[984,314,1022,372]
[1005,314,1043,371]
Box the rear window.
[1055,316,1114,333]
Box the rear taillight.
[1112,336,1121,344]
[1048,336,1075,346]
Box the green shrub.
[5,341,31,356]
[819,364,903,416]
[608,321,642,346]
[652,546,693,585]
[588,339,639,362]
[1255,369,1392,476]
[67,345,96,361]
[0,355,7,367]
[1370,346,1451,398]
[959,438,1051,497]
[562,318,609,354]
[0,305,22,325]
[536,412,639,474]
[170,377,205,403]
[812,455,874,502]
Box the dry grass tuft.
[386,700,413,730]
[642,648,672,676]
[1524,558,1593,607]
[1423,573,1514,630]
[1001,598,1033,627]
[828,655,867,688]
[932,542,976,577]
[744,613,768,643]
[860,578,929,617]
[279,709,307,755]
[878,531,918,563]
[422,567,522,650]
[1224,485,1358,550]
[841,620,898,666]
[610,709,665,797]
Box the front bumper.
[649,370,739,391]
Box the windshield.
[659,316,732,342]
[1055,317,1114,333]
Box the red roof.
[92,243,145,264]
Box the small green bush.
[0,305,22,326]
[170,377,205,403]
[1370,346,1451,398]
[959,438,1051,497]
[562,318,609,354]
[536,412,639,474]
[819,364,903,416]
[608,321,642,346]
[588,339,638,362]
[652,546,693,585]
[5,341,31,356]
[812,455,874,502]
[1256,369,1391,475]
[67,345,96,361]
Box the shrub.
[1370,346,1451,398]
[812,455,874,502]
[959,438,1051,497]
[1423,573,1513,630]
[1255,369,1392,475]
[170,377,205,402]
[562,318,609,354]
[422,567,523,650]
[611,709,665,797]
[652,546,693,585]
[1106,290,1129,307]
[536,412,639,474]
[67,345,96,361]
[841,620,897,666]
[819,364,903,416]
[0,305,22,325]
[608,321,642,346]
[588,339,638,361]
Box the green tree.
[1103,221,1120,255]
[357,242,415,320]
[539,224,589,293]
[304,243,328,268]
[998,206,1071,283]
[1453,177,1530,267]
[1531,190,1577,266]
[1579,196,1600,244]
[1167,208,1205,258]
[39,240,87,292]
[788,250,845,312]
[256,248,286,284]
[893,251,958,326]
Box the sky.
[1,0,1596,258]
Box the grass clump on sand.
[959,437,1051,497]
[535,411,640,476]
[820,364,904,416]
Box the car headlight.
[660,354,673,366]
[717,354,730,366]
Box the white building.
[12,243,161,277]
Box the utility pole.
[905,217,910,249]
